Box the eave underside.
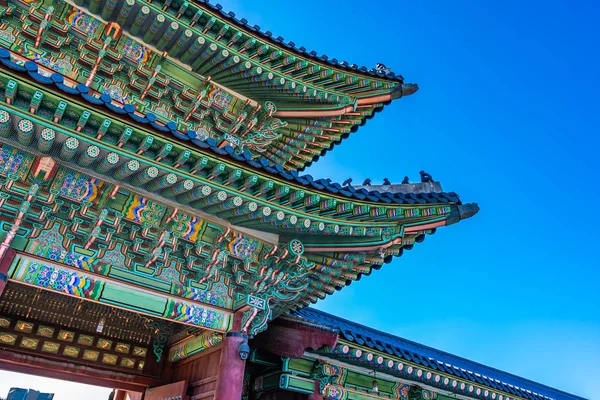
[289,308,587,400]
[0,0,417,169]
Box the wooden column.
[0,248,16,298]
[213,331,248,400]
[308,380,323,400]
[125,392,143,400]
[114,390,126,400]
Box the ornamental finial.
[376,63,393,75]
[420,170,434,183]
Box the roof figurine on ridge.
[376,63,393,75]
[420,170,434,183]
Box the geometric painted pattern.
[9,255,233,332]
[50,168,104,203]
[25,222,96,272]
[123,194,166,227]
[0,144,35,179]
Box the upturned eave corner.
[446,202,480,226]
[391,82,420,100]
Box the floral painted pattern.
[50,168,104,203]
[207,86,233,111]
[173,279,231,309]
[0,25,16,45]
[123,195,166,227]
[117,36,151,63]
[26,222,96,271]
[228,232,262,261]
[0,145,34,179]
[67,8,101,36]
[15,258,104,300]
[102,83,132,105]
[165,299,228,331]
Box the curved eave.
[274,83,419,170]
[287,229,440,311]
[0,50,443,207]
[12,1,417,170]
[194,0,405,83]
[290,308,588,400]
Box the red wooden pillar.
[308,380,323,400]
[214,311,249,400]
[0,248,16,298]
[213,331,248,400]
[114,390,126,400]
[125,391,143,400]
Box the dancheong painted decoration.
[0,1,583,400]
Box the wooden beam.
[0,349,156,392]
[251,316,338,358]
[0,247,16,298]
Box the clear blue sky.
[225,0,600,398]
[1,1,599,399]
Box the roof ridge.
[295,307,587,400]
[196,1,405,83]
[0,50,462,207]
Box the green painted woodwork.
[0,0,466,344]
[251,349,472,400]
[312,340,524,400]
[248,348,280,367]
[167,330,221,362]
[0,79,448,234]
[283,356,317,377]
[108,268,174,292]
[8,254,233,331]
[254,372,290,392]
[0,140,360,335]
[0,84,451,310]
[0,0,412,169]
[278,373,316,394]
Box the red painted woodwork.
[251,317,338,358]
[308,380,324,400]
[0,349,157,392]
[213,332,247,400]
[171,344,222,398]
[125,392,143,400]
[0,248,16,297]
[113,390,141,400]
[145,381,188,400]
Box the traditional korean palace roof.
[291,308,587,400]
[194,1,405,82]
[0,0,475,352]
[0,37,478,319]
[0,0,416,171]
[0,47,439,204]
[0,2,578,399]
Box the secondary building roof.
[292,307,586,400]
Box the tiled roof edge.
[0,49,462,207]
[292,307,588,400]
[196,0,405,83]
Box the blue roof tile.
[291,308,587,400]
[1,51,460,208]
[187,2,404,83]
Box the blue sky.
[223,0,600,398]
[1,1,599,399]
